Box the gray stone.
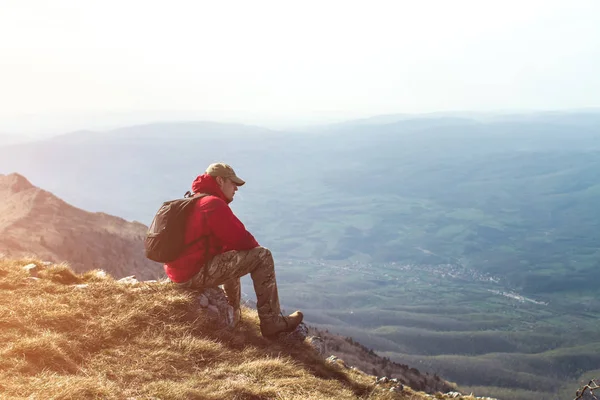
[325,354,349,368]
[204,288,226,305]
[198,294,209,308]
[326,355,338,364]
[73,284,89,289]
[306,336,327,356]
[224,305,234,326]
[193,287,237,329]
[117,276,139,285]
[23,263,38,276]
[207,304,219,315]
[91,270,108,279]
[276,321,308,342]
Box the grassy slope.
[0,258,472,400]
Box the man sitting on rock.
[164,162,303,338]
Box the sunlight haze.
[1,0,599,134]
[2,4,600,398]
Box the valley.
[267,257,600,400]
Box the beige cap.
[205,162,245,186]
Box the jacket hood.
[191,173,230,203]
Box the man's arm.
[206,198,259,251]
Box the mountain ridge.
[0,173,162,280]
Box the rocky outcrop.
[114,272,309,339]
[194,287,237,329]
[324,355,498,400]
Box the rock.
[194,287,236,329]
[117,276,139,285]
[198,294,209,308]
[326,355,349,368]
[306,336,327,356]
[141,278,170,285]
[326,355,339,364]
[23,263,38,276]
[91,270,108,279]
[439,392,498,400]
[204,287,228,305]
[390,384,404,392]
[207,304,219,315]
[276,322,308,342]
[224,306,234,327]
[73,284,89,289]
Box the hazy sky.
[1,0,599,134]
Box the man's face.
[217,177,239,202]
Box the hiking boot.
[260,311,304,338]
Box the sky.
[1,0,599,135]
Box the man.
[164,162,303,338]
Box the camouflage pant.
[178,246,281,322]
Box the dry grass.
[1,257,457,400]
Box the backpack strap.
[201,212,210,287]
[182,192,212,287]
[180,192,212,251]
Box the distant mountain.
[0,121,294,222]
[0,133,35,146]
[323,109,600,129]
[0,173,162,280]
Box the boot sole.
[262,320,303,339]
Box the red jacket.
[164,174,259,282]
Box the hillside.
[0,257,494,400]
[0,173,162,280]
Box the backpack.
[145,191,210,263]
